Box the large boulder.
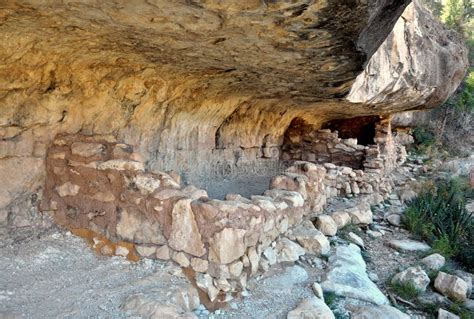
[391,266,431,293]
[434,272,469,302]
[348,0,468,111]
[321,244,389,305]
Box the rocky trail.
[1,155,473,319]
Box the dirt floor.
[0,229,325,319]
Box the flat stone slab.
[388,239,430,252]
[351,305,410,319]
[321,244,389,305]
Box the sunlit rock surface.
[0,0,468,228]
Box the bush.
[412,126,436,151]
[403,177,474,271]
[389,281,421,300]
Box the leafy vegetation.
[323,291,338,307]
[389,281,421,300]
[403,177,474,271]
[448,302,473,319]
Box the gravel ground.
[0,230,326,319]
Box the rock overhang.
[0,0,469,222]
[0,0,412,103]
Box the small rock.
[347,204,373,225]
[196,273,219,302]
[191,258,209,273]
[315,215,338,236]
[208,227,246,264]
[100,245,114,255]
[276,238,306,263]
[366,229,383,239]
[312,282,324,300]
[453,270,472,297]
[263,246,277,265]
[229,261,243,278]
[71,142,105,157]
[330,211,351,229]
[55,182,80,197]
[388,239,430,252]
[392,266,430,292]
[386,214,402,227]
[135,245,157,258]
[348,232,364,248]
[434,272,469,301]
[172,252,190,268]
[115,246,129,257]
[287,296,335,319]
[420,253,445,272]
[155,245,170,260]
[368,272,379,283]
[287,221,330,256]
[418,292,450,307]
[438,308,460,319]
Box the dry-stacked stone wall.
[41,118,407,302]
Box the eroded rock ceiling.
[0,0,468,218]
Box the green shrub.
[432,234,457,258]
[412,126,436,152]
[448,302,473,319]
[403,178,474,271]
[389,281,421,300]
[323,291,338,306]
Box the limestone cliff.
[0,0,468,230]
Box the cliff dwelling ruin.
[0,0,470,317]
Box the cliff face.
[0,1,468,229]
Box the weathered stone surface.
[172,252,190,268]
[71,142,105,158]
[55,182,80,197]
[421,254,446,272]
[330,211,351,229]
[196,273,219,302]
[191,258,209,273]
[287,221,330,256]
[132,174,162,195]
[135,245,157,258]
[116,209,166,245]
[347,232,364,249]
[0,0,468,238]
[168,198,205,257]
[312,282,324,300]
[97,160,144,172]
[287,296,334,319]
[122,281,200,318]
[352,305,409,319]
[156,245,170,260]
[208,228,246,264]
[347,205,373,225]
[392,266,430,292]
[348,1,468,112]
[434,272,469,302]
[388,239,430,252]
[438,309,460,319]
[386,214,402,227]
[276,238,305,263]
[315,215,338,236]
[321,244,389,305]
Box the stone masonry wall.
[41,123,406,302]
